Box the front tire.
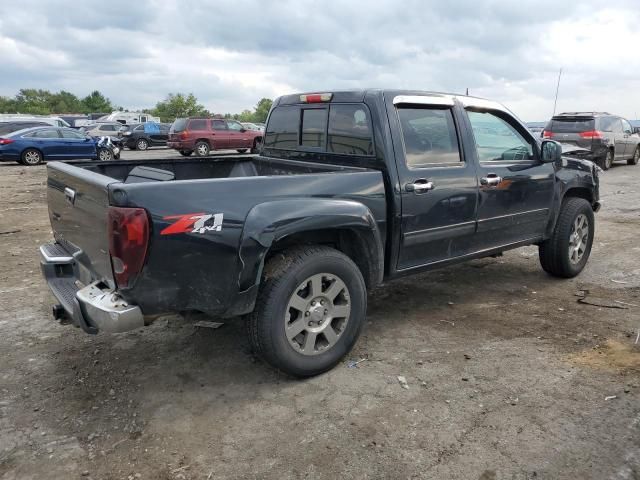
[539,197,594,278]
[136,139,149,151]
[628,146,639,166]
[21,148,43,166]
[194,141,210,157]
[98,148,113,161]
[247,246,367,377]
[251,138,262,154]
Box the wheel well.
[254,136,262,144]
[266,229,378,288]
[564,187,593,204]
[195,138,211,147]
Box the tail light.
[579,130,603,139]
[108,207,150,289]
[0,138,14,145]
[542,130,554,138]
[300,93,333,103]
[180,131,188,140]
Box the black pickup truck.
[40,90,600,376]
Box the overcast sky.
[2,0,639,121]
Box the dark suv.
[122,122,170,150]
[543,112,640,170]
[167,118,263,156]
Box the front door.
[211,119,229,149]
[60,128,95,159]
[226,120,252,148]
[390,97,479,270]
[620,118,635,158]
[463,107,555,249]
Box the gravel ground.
[0,150,639,480]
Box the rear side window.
[171,118,187,133]
[30,129,60,138]
[212,120,226,130]
[397,107,461,167]
[301,109,327,148]
[188,119,208,130]
[547,117,595,133]
[328,105,373,155]
[264,107,299,149]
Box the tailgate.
[47,162,114,286]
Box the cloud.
[1,0,639,120]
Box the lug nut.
[324,309,328,314]
[320,300,325,305]
[305,311,310,316]
[308,321,313,327]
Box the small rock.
[81,471,90,477]
[558,308,565,312]
[416,360,423,366]
[464,354,471,360]
[510,397,519,405]
[93,349,100,356]
[397,376,409,390]
[109,389,115,396]
[605,395,617,401]
[624,387,631,394]
[461,377,469,382]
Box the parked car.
[39,89,600,377]
[121,122,170,150]
[241,122,265,132]
[0,114,71,128]
[0,126,96,165]
[82,122,126,139]
[0,121,50,135]
[543,112,640,169]
[167,117,263,156]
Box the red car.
[167,117,263,156]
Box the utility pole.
[552,68,562,116]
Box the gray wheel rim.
[285,273,351,356]
[197,144,208,155]
[606,151,613,168]
[634,148,639,163]
[99,149,112,161]
[24,151,41,164]
[138,140,147,150]
[569,213,589,265]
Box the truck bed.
[67,154,363,182]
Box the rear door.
[620,118,635,157]
[211,119,229,149]
[187,118,214,148]
[29,128,64,157]
[143,123,164,145]
[226,120,252,148]
[389,95,479,270]
[610,117,625,160]
[463,105,555,248]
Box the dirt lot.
[1,151,639,480]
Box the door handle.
[405,179,435,193]
[64,187,76,204]
[480,174,502,187]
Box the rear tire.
[539,197,594,278]
[194,141,210,157]
[21,148,43,166]
[246,246,367,377]
[136,139,149,151]
[179,150,193,157]
[600,149,613,170]
[628,146,639,166]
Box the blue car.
[0,126,97,166]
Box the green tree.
[14,89,53,115]
[50,90,83,113]
[253,98,273,123]
[151,93,209,122]
[82,90,114,113]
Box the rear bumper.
[40,243,144,334]
[167,141,194,150]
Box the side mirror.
[240,128,246,133]
[541,140,562,163]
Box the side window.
[212,120,226,130]
[227,121,244,131]
[188,119,208,130]
[328,105,373,155]
[134,125,145,132]
[397,107,461,167]
[611,118,623,133]
[621,119,632,134]
[598,117,614,132]
[33,129,61,138]
[61,129,85,139]
[264,107,299,149]
[466,110,534,162]
[301,108,327,148]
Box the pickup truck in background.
[40,90,600,377]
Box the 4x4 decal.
[160,213,224,235]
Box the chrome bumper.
[40,243,144,334]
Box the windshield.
[170,118,188,133]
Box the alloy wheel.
[285,273,351,356]
[568,214,589,265]
[23,150,42,165]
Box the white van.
[0,114,71,128]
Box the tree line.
[0,89,273,124]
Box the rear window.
[170,118,188,133]
[546,117,595,133]
[264,107,299,149]
[264,104,374,155]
